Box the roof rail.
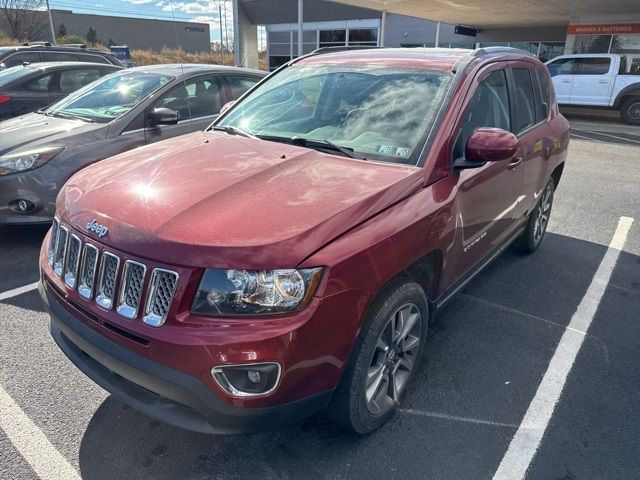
[22,41,51,47]
[472,46,536,58]
[308,45,383,56]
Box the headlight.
[192,268,323,316]
[0,147,63,176]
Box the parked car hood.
[0,113,106,154]
[59,131,424,269]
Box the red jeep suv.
[39,47,569,434]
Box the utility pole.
[46,0,56,45]
[297,0,303,57]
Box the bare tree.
[0,0,46,41]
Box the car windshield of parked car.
[216,64,451,164]
[0,65,38,87]
[44,71,174,122]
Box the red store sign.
[567,23,640,35]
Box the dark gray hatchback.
[0,63,266,225]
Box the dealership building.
[231,0,640,70]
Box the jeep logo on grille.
[87,219,108,237]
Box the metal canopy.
[327,0,640,28]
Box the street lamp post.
[46,0,56,44]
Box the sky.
[49,0,234,43]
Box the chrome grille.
[53,226,68,277]
[48,219,179,326]
[64,234,82,289]
[143,269,179,327]
[48,217,60,266]
[78,244,99,299]
[96,252,120,310]
[117,261,146,319]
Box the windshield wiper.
[290,136,367,160]
[45,111,95,123]
[211,125,256,139]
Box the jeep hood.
[59,131,423,268]
[0,112,106,154]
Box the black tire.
[325,278,429,434]
[620,97,640,125]
[517,177,555,253]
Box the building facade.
[0,9,211,54]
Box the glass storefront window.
[538,42,564,62]
[573,35,612,54]
[348,28,378,44]
[510,42,539,55]
[319,29,346,48]
[611,34,640,54]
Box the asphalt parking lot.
[1,124,639,479]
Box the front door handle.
[598,79,609,84]
[560,79,571,84]
[507,156,523,170]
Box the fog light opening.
[10,198,36,213]
[211,362,281,397]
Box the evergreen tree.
[58,23,67,36]
[86,25,98,46]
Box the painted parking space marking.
[492,216,634,480]
[574,129,640,145]
[0,282,39,302]
[0,385,81,480]
[569,132,605,143]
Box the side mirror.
[220,100,236,114]
[147,107,179,127]
[454,127,519,169]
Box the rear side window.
[3,52,40,67]
[511,69,538,134]
[535,69,553,118]
[573,57,611,75]
[58,69,102,94]
[226,75,260,100]
[453,69,511,159]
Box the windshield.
[216,64,451,164]
[45,70,173,123]
[0,65,38,87]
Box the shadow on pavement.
[74,232,640,480]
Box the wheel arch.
[550,162,565,189]
[614,86,640,109]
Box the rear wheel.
[620,97,640,125]
[326,279,428,433]
[518,177,554,253]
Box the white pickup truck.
[545,53,640,124]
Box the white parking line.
[569,132,605,143]
[575,129,640,145]
[0,385,81,480]
[0,282,39,302]
[492,216,634,480]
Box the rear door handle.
[560,79,571,84]
[507,156,523,170]
[598,79,609,84]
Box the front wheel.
[620,97,640,125]
[517,177,555,253]
[325,279,428,434]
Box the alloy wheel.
[533,183,553,244]
[365,303,421,415]
[629,101,640,121]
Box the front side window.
[217,64,452,164]
[546,58,574,77]
[512,68,537,134]
[453,69,510,160]
[26,73,53,92]
[46,71,173,122]
[153,75,223,120]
